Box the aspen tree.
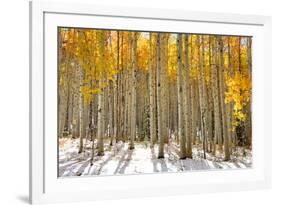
[149,33,157,145]
[177,34,187,159]
[129,32,137,150]
[210,36,221,156]
[183,34,192,158]
[190,35,197,145]
[97,31,106,156]
[218,37,230,160]
[245,38,252,146]
[157,33,164,158]
[227,37,234,151]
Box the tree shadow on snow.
[114,148,133,174]
[150,146,168,172]
[150,146,159,172]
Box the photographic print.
[58,28,252,177]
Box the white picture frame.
[29,0,272,204]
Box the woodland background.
[58,28,252,176]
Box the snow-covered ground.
[58,138,252,177]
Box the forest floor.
[58,138,252,177]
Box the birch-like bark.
[210,36,222,156]
[78,64,84,153]
[129,32,137,149]
[218,37,230,160]
[97,31,106,156]
[183,34,192,158]
[157,33,164,158]
[177,34,187,159]
[197,35,206,159]
[149,33,156,145]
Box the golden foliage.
[59,28,252,127]
[225,71,251,125]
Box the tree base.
[158,155,164,159]
[97,152,104,156]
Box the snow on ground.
[58,138,252,177]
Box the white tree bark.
[129,32,137,149]
[156,33,164,158]
[218,37,230,160]
[183,34,192,158]
[177,34,187,159]
[149,33,156,145]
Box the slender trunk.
[157,33,164,158]
[246,37,252,146]
[196,35,206,159]
[190,36,197,145]
[78,63,84,153]
[97,31,106,156]
[211,36,222,156]
[218,37,230,160]
[129,32,137,149]
[177,34,187,159]
[149,33,156,145]
[227,37,234,152]
[183,34,192,158]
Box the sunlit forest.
[58,27,252,177]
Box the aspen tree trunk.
[108,81,113,146]
[64,79,71,136]
[207,36,214,152]
[201,35,209,157]
[246,37,252,147]
[172,82,178,142]
[97,79,104,156]
[149,33,157,145]
[218,37,230,161]
[129,32,137,149]
[117,73,123,141]
[58,32,68,138]
[156,33,164,158]
[69,90,75,136]
[113,31,119,145]
[116,74,120,141]
[160,34,169,144]
[88,98,93,139]
[197,35,207,159]
[177,34,187,159]
[124,33,130,139]
[83,103,89,145]
[72,77,80,139]
[124,62,129,139]
[190,36,197,145]
[90,97,95,165]
[97,31,106,156]
[227,37,234,151]
[104,86,109,138]
[127,33,132,143]
[59,87,65,137]
[78,63,84,153]
[203,37,213,152]
[120,34,126,141]
[58,32,63,135]
[210,36,222,156]
[183,34,192,158]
